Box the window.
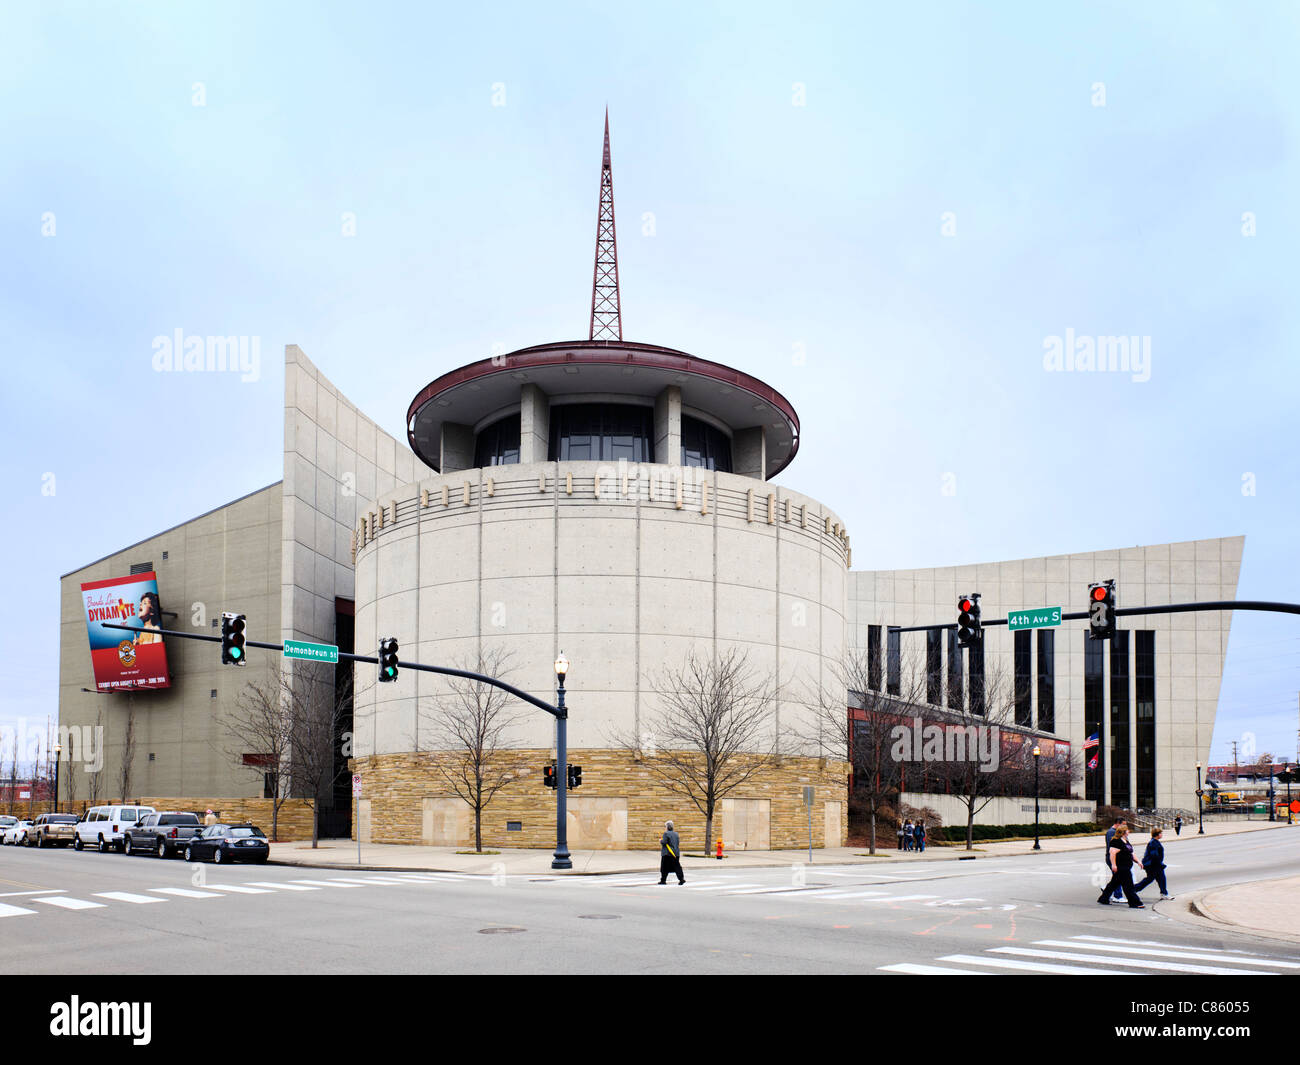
[867,626,882,691]
[886,629,901,695]
[1014,630,1032,727]
[473,413,521,467]
[1084,636,1105,801]
[947,629,962,710]
[1110,631,1131,808]
[1136,630,1156,808]
[680,415,732,472]
[548,404,654,463]
[1036,629,1055,733]
[926,630,942,705]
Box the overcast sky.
[2,1,1297,768]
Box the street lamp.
[551,653,572,870]
[53,743,62,813]
[1196,762,1205,835]
[1032,745,1041,851]
[1267,766,1276,822]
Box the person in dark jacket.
[658,820,685,885]
[914,821,926,852]
[1133,828,1173,899]
[903,820,914,852]
[1174,815,1182,837]
[897,822,905,850]
[1097,824,1145,908]
[1104,818,1125,900]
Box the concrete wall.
[900,792,1097,829]
[851,537,1243,812]
[58,483,283,800]
[352,461,850,759]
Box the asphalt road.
[1,829,1297,974]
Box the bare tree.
[794,646,929,854]
[614,648,777,854]
[287,662,349,848]
[117,704,137,802]
[223,665,296,841]
[414,647,530,853]
[87,709,104,804]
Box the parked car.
[73,804,155,853]
[29,813,78,847]
[2,819,33,846]
[183,824,270,865]
[124,811,202,859]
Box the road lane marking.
[938,954,1133,975]
[35,896,106,910]
[204,884,274,894]
[93,892,166,904]
[1071,935,1272,957]
[995,947,1271,976]
[289,879,361,888]
[241,882,318,891]
[0,889,66,898]
[0,902,39,917]
[1033,939,1300,968]
[151,888,221,899]
[879,963,987,975]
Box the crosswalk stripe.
[1071,935,1283,959]
[150,888,221,899]
[1038,940,1300,969]
[289,879,360,888]
[354,877,408,885]
[392,874,459,882]
[241,882,318,891]
[326,878,383,885]
[36,896,106,910]
[94,892,166,904]
[995,947,1272,976]
[938,953,1134,976]
[0,902,39,917]
[204,884,274,894]
[878,963,987,975]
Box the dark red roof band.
[406,340,801,476]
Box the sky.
[1,0,1297,768]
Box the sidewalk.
[266,818,1289,876]
[1173,875,1300,947]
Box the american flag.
[1083,732,1100,750]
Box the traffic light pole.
[889,600,1300,634]
[103,622,572,866]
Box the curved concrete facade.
[353,461,849,760]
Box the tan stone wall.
[350,749,849,850]
[40,797,317,841]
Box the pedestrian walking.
[1133,828,1174,900]
[658,820,685,885]
[897,821,905,851]
[204,808,216,826]
[1104,818,1125,900]
[914,821,926,852]
[903,819,914,852]
[1174,815,1182,837]
[1096,823,1145,908]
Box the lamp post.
[1196,762,1205,835]
[1032,745,1041,851]
[53,743,62,814]
[1267,767,1276,822]
[551,653,572,870]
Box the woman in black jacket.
[1097,824,1145,908]
[1133,828,1173,899]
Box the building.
[56,116,1241,844]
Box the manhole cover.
[478,926,526,934]
[577,914,622,920]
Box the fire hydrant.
[716,838,724,860]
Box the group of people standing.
[897,819,926,852]
[1097,817,1174,908]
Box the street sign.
[283,639,339,664]
[1008,607,1062,631]
[352,774,362,797]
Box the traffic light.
[221,612,246,666]
[957,594,981,648]
[1088,580,1116,640]
[378,637,399,682]
[543,765,557,789]
[567,764,583,789]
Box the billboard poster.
[79,572,171,691]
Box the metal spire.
[588,108,622,341]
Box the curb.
[1158,879,1300,948]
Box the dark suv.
[125,811,203,859]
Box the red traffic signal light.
[543,765,557,789]
[959,598,973,613]
[1091,586,1107,601]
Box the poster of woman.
[79,572,172,690]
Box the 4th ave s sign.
[1008,607,1062,631]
